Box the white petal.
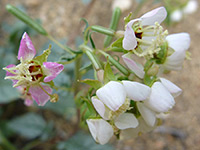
[122,53,145,78]
[86,119,113,145]
[112,0,132,12]
[144,82,175,113]
[137,102,156,126]
[120,117,154,139]
[170,10,183,22]
[183,0,198,14]
[141,6,167,26]
[114,113,138,129]
[160,78,182,98]
[165,33,190,70]
[96,81,126,111]
[123,19,140,50]
[122,81,151,101]
[91,97,110,120]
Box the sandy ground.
[1,0,200,149]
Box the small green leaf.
[104,62,116,83]
[89,32,96,49]
[81,79,102,89]
[111,37,123,48]
[33,46,51,65]
[91,25,115,36]
[143,74,157,87]
[8,112,47,139]
[124,12,132,25]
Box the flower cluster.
[3,32,64,106]
[86,7,190,144]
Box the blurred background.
[0,0,200,150]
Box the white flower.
[86,119,113,145]
[163,32,190,71]
[112,0,132,12]
[123,7,167,50]
[92,81,139,129]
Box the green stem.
[80,45,102,70]
[47,35,82,55]
[98,50,130,76]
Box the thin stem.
[47,35,82,55]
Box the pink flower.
[123,7,167,50]
[4,32,64,106]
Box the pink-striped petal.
[122,53,145,78]
[18,32,36,61]
[123,19,140,50]
[43,62,64,82]
[29,85,52,106]
[141,6,167,26]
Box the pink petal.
[123,19,140,50]
[5,64,16,76]
[122,53,145,78]
[5,64,18,85]
[141,7,167,26]
[43,62,64,82]
[24,99,33,106]
[18,32,36,61]
[29,85,52,106]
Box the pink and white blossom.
[4,32,64,106]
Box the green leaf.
[103,62,116,83]
[124,12,132,25]
[143,74,157,87]
[7,112,46,139]
[81,79,102,89]
[91,25,115,36]
[89,32,96,49]
[111,37,123,48]
[57,131,114,150]
[6,4,47,35]
[33,46,51,65]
